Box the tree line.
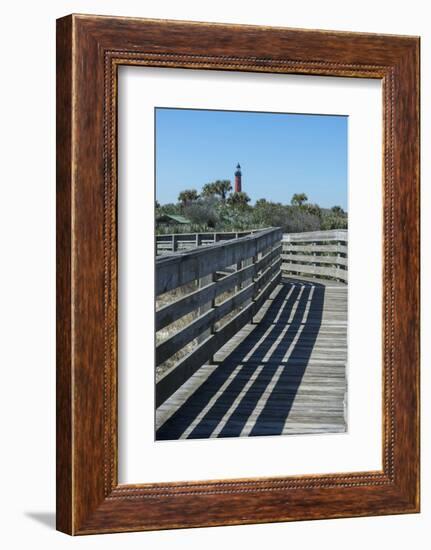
[156,179,347,234]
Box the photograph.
[154,107,348,440]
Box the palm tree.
[201,182,218,198]
[178,189,199,206]
[214,180,232,202]
[227,191,251,208]
[201,180,232,202]
[291,193,308,206]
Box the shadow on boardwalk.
[156,278,328,440]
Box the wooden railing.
[281,229,348,283]
[156,229,268,255]
[156,227,283,406]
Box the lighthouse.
[234,163,242,193]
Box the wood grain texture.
[56,16,73,535]
[56,14,420,535]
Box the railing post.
[249,242,261,325]
[336,240,342,282]
[172,234,178,252]
[310,240,316,275]
[197,271,217,363]
[209,272,217,364]
[236,260,242,293]
[252,249,259,300]
[197,270,213,346]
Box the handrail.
[281,230,348,283]
[283,229,348,243]
[155,227,282,406]
[156,227,282,295]
[156,228,271,255]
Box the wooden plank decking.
[156,276,347,440]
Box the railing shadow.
[156,278,325,440]
[248,282,325,437]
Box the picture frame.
[56,14,420,535]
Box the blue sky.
[155,108,348,210]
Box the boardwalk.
[155,229,347,440]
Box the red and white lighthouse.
[234,163,242,193]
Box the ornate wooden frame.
[56,14,420,534]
